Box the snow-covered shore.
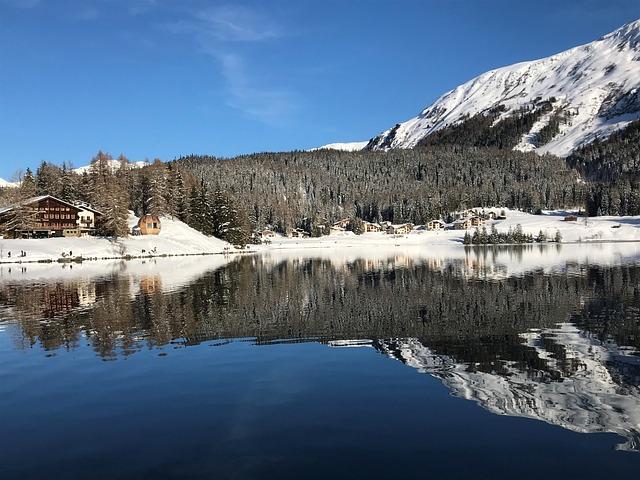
[256,209,640,252]
[1,209,640,265]
[0,216,233,264]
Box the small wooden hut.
[138,215,161,235]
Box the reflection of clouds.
[375,326,640,452]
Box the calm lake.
[2,244,640,479]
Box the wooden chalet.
[260,229,277,239]
[386,223,414,235]
[453,218,473,230]
[0,195,99,238]
[470,216,485,227]
[363,222,383,233]
[332,218,351,230]
[287,228,310,238]
[427,220,445,231]
[73,201,103,234]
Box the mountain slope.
[0,178,17,188]
[366,18,640,157]
[73,159,149,174]
[310,141,369,152]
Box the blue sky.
[1,0,639,178]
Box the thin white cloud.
[215,51,298,125]
[165,4,298,125]
[193,4,282,42]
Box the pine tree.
[209,188,250,245]
[59,163,78,202]
[146,160,168,216]
[536,229,547,243]
[350,218,365,235]
[489,225,499,244]
[166,165,188,221]
[3,200,38,238]
[35,161,62,196]
[20,168,37,198]
[91,154,129,237]
[554,230,563,243]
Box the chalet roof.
[0,195,86,216]
[72,201,103,215]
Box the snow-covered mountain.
[364,18,640,157]
[374,326,640,452]
[311,141,369,152]
[0,178,18,188]
[73,159,150,174]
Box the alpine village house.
[0,195,102,239]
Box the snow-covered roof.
[0,195,84,216]
[73,202,103,215]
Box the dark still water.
[2,245,640,479]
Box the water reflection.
[1,246,640,453]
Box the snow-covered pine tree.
[3,199,38,238]
[91,154,129,237]
[58,163,78,202]
[20,168,37,199]
[35,161,62,197]
[209,188,250,245]
[188,182,212,234]
[166,164,188,221]
[146,160,168,216]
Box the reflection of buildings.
[38,282,98,317]
[372,325,640,452]
[0,278,99,320]
[77,280,97,307]
[139,275,162,295]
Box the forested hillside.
[0,152,250,244]
[567,120,640,216]
[177,146,583,231]
[3,119,639,239]
[416,100,565,150]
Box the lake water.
[2,244,640,479]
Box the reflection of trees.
[1,257,640,366]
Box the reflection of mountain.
[375,325,640,452]
[2,251,640,450]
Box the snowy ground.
[257,209,640,252]
[0,214,233,264]
[1,209,640,265]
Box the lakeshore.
[1,209,639,265]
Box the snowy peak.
[310,141,368,152]
[365,18,640,157]
[0,178,18,188]
[602,18,640,49]
[73,159,150,174]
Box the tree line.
[176,145,583,233]
[2,115,639,240]
[0,152,250,244]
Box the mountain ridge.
[334,18,640,157]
